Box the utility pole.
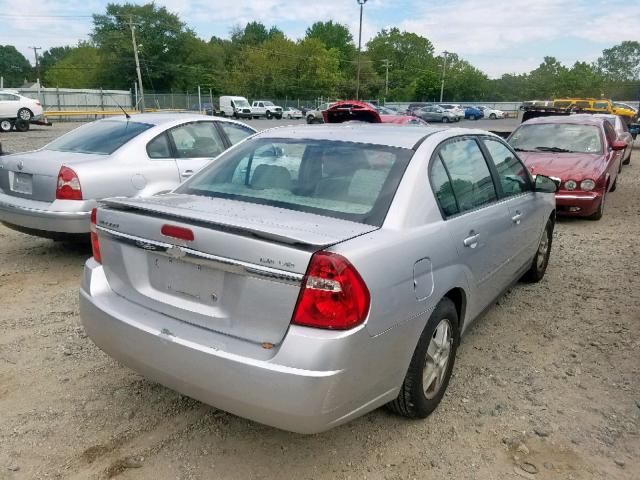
[29,46,42,84]
[382,59,391,98]
[129,17,145,112]
[355,0,368,100]
[439,51,450,103]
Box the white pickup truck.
[251,100,283,119]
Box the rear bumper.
[0,192,92,234]
[555,191,601,216]
[79,260,408,434]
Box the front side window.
[509,123,603,154]
[45,120,153,155]
[168,122,225,158]
[437,138,497,213]
[176,138,413,226]
[220,122,255,145]
[483,138,531,197]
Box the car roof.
[253,124,445,149]
[96,112,246,127]
[522,114,607,127]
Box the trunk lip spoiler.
[97,225,305,286]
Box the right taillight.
[90,208,101,264]
[292,251,370,330]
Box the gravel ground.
[0,119,638,480]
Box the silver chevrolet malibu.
[80,124,558,433]
[0,113,255,238]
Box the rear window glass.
[46,120,152,155]
[509,123,603,154]
[176,138,413,226]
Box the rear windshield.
[45,120,153,155]
[509,123,603,154]
[177,138,413,226]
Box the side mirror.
[534,174,559,193]
[611,140,627,151]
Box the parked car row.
[0,105,634,436]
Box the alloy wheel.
[423,318,453,399]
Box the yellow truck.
[552,98,637,123]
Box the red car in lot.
[323,100,426,125]
[508,115,627,220]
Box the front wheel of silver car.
[522,218,554,282]
[387,297,459,418]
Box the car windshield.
[176,138,413,226]
[509,123,603,154]
[45,120,153,155]
[235,99,250,108]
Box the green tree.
[40,46,73,77]
[527,56,567,98]
[0,45,32,87]
[231,22,283,45]
[305,21,355,61]
[44,45,100,88]
[366,28,437,100]
[596,41,640,82]
[557,62,604,98]
[91,2,195,90]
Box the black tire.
[387,298,459,418]
[17,108,33,122]
[306,115,315,124]
[610,176,617,192]
[0,119,12,132]
[275,114,282,119]
[14,119,29,132]
[233,112,239,119]
[442,117,449,123]
[618,158,623,173]
[266,111,273,119]
[622,153,631,165]
[522,218,554,282]
[589,191,606,220]
[489,113,497,119]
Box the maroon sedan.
[322,100,424,125]
[508,115,627,220]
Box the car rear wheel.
[489,113,497,119]
[0,119,12,132]
[522,218,554,282]
[14,119,29,132]
[387,297,458,418]
[17,108,33,121]
[442,117,449,123]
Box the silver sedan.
[80,124,557,433]
[0,113,256,238]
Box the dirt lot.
[0,123,638,480]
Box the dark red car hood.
[518,151,606,181]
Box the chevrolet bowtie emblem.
[17,160,24,171]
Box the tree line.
[1,2,639,102]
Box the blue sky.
[2,0,639,78]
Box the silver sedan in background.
[80,124,557,433]
[0,113,256,238]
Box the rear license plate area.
[10,172,33,195]
[149,253,224,305]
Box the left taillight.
[56,166,82,200]
[90,208,101,263]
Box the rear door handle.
[181,169,194,178]
[463,233,480,248]
[512,212,523,224]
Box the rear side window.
[146,133,172,159]
[46,121,153,155]
[436,138,497,213]
[220,122,255,145]
[430,158,458,216]
[483,138,532,197]
[177,138,413,226]
[168,122,226,158]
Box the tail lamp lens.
[292,252,370,330]
[90,208,101,263]
[56,166,82,200]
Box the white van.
[219,96,253,119]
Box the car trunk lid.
[0,150,104,202]
[96,194,377,345]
